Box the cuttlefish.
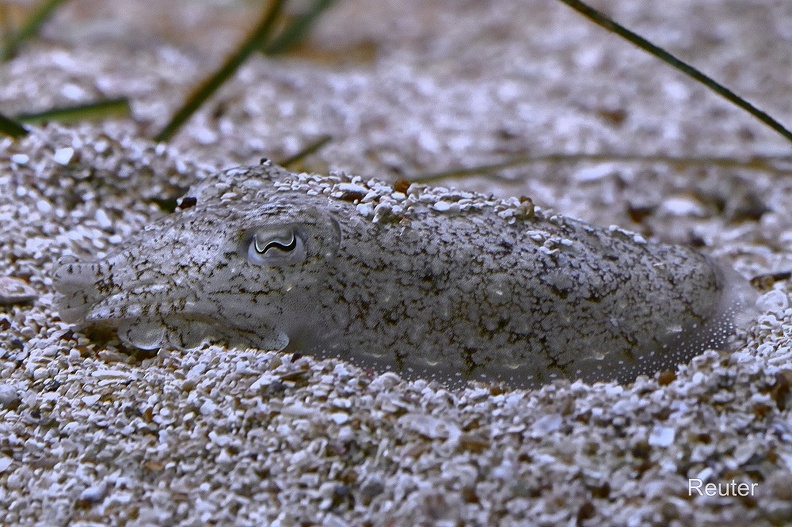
[53,162,752,387]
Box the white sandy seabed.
[4,0,792,525]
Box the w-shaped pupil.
[255,232,296,254]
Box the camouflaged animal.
[53,162,750,387]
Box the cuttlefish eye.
[246,227,306,266]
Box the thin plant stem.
[154,0,285,142]
[278,135,332,168]
[1,0,67,61]
[412,153,792,183]
[556,0,792,145]
[0,112,28,138]
[16,97,131,124]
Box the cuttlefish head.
[53,190,341,351]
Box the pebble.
[0,276,37,305]
[79,482,108,504]
[95,209,113,230]
[81,395,101,406]
[530,413,563,435]
[52,147,74,165]
[330,412,349,425]
[10,153,29,165]
[648,426,676,447]
[757,289,790,314]
[0,384,18,408]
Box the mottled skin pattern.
[53,162,743,387]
